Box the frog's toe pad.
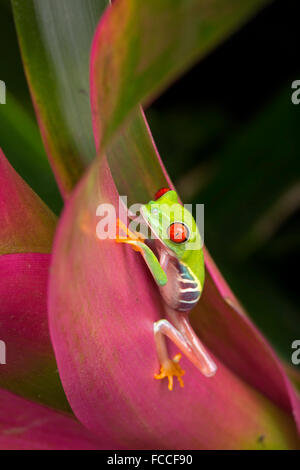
[154,354,185,391]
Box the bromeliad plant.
[0,0,299,450]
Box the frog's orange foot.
[115,218,145,251]
[154,354,185,391]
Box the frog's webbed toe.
[154,353,185,391]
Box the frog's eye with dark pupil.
[168,223,189,244]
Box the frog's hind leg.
[154,315,216,391]
[153,319,193,390]
[166,308,217,378]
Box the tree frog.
[116,188,217,390]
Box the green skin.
[140,190,205,292]
[122,190,217,386]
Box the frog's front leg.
[115,219,167,286]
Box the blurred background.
[0,0,299,365]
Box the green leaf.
[91,0,271,152]
[0,150,69,411]
[90,0,272,208]
[0,92,62,214]
[106,110,170,205]
[12,0,271,197]
[11,0,109,196]
[0,1,62,213]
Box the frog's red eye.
[168,223,189,244]
[154,187,170,200]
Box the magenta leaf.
[48,156,300,449]
[0,389,110,450]
[48,0,300,450]
[0,149,68,409]
[0,253,69,410]
[91,1,300,439]
[191,251,300,431]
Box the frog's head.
[140,189,201,260]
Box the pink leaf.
[0,253,69,411]
[0,389,110,450]
[47,0,300,449]
[48,156,300,449]
[0,149,67,409]
[191,251,300,431]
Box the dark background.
[0,0,299,364]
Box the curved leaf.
[91,0,271,151]
[286,366,300,396]
[48,0,300,449]
[0,149,68,409]
[12,0,271,195]
[48,155,300,449]
[90,0,300,432]
[106,109,170,205]
[0,389,109,450]
[0,253,70,411]
[0,149,56,255]
[0,92,62,214]
[11,0,108,196]
[190,250,300,431]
